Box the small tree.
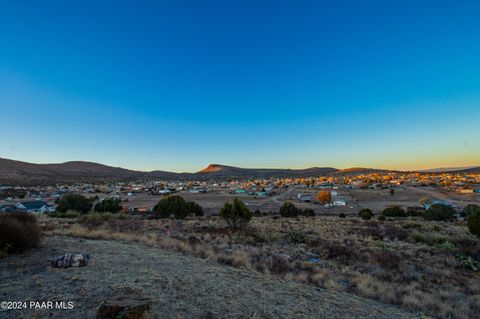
[359,208,373,220]
[220,198,252,231]
[316,191,332,207]
[467,210,480,237]
[153,195,193,219]
[94,198,122,213]
[279,202,302,217]
[56,194,94,214]
[423,204,456,221]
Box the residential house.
[15,201,55,213]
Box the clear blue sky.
[1,0,479,172]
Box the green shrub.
[455,254,480,271]
[408,232,448,246]
[94,198,122,213]
[56,194,94,214]
[187,201,204,217]
[0,212,42,256]
[285,231,307,244]
[467,210,480,237]
[220,198,252,231]
[339,213,346,218]
[382,206,406,217]
[464,204,480,218]
[358,208,373,220]
[423,204,455,221]
[279,202,302,217]
[377,215,386,221]
[435,240,455,250]
[153,195,202,219]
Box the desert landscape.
[1,162,480,318]
[2,1,480,318]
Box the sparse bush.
[286,231,307,244]
[467,210,480,237]
[153,195,202,219]
[377,215,386,221]
[455,253,480,271]
[339,213,346,218]
[78,212,112,230]
[279,202,302,217]
[56,194,94,214]
[0,212,42,255]
[435,240,455,250]
[382,206,406,217]
[310,238,362,264]
[302,208,315,217]
[423,204,455,221]
[94,198,122,213]
[266,254,290,275]
[220,198,252,231]
[370,250,402,270]
[358,208,373,220]
[408,232,448,246]
[402,222,421,229]
[382,224,408,240]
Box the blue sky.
[1,0,479,172]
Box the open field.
[19,213,479,319]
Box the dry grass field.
[39,213,480,319]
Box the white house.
[15,201,55,213]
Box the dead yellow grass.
[44,215,480,319]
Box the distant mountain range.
[0,157,478,186]
[418,166,480,173]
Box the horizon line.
[1,157,478,174]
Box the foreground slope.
[0,236,415,319]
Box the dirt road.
[0,236,417,318]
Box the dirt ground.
[0,236,415,319]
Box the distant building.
[15,200,55,213]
